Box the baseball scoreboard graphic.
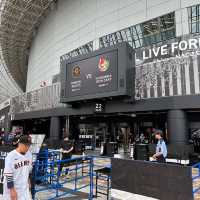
[60,42,135,103]
[67,50,117,96]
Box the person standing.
[152,130,167,163]
[59,135,74,176]
[3,135,32,200]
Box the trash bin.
[106,142,118,156]
[135,144,149,161]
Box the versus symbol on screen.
[98,57,109,72]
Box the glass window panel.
[120,30,127,41]
[116,32,122,42]
[155,33,161,43]
[132,28,139,41]
[191,6,197,18]
[142,19,159,36]
[111,34,117,44]
[161,31,167,40]
[160,13,175,30]
[192,22,197,33]
[99,12,175,48]
[189,4,200,33]
[122,29,129,41]
[135,25,142,36]
[126,28,132,38]
[134,40,140,48]
[127,41,133,47]
[99,41,104,48]
[132,27,137,37]
[166,29,173,39]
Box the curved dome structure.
[0,55,21,103]
[0,0,56,92]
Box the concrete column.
[167,110,188,144]
[50,116,60,140]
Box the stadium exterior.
[1,0,200,153]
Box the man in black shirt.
[59,135,74,176]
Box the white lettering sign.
[141,38,200,60]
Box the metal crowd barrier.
[92,156,111,200]
[32,150,112,200]
[192,162,200,198]
[32,150,94,200]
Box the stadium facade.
[1,0,200,153]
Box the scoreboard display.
[67,50,118,97]
[60,42,135,103]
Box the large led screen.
[66,50,118,97]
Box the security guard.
[153,130,167,163]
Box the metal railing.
[32,150,112,200]
[32,150,94,200]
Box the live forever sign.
[141,38,200,60]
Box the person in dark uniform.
[59,135,74,176]
[152,130,167,163]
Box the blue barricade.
[192,162,200,197]
[32,150,94,200]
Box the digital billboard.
[60,42,135,103]
[66,50,118,97]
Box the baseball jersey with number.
[3,150,32,200]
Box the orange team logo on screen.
[72,66,80,77]
[98,57,110,72]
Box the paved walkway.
[0,157,199,200]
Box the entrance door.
[78,123,107,150]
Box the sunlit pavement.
[0,159,199,200]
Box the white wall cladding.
[26,0,200,92]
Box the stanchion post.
[75,159,78,190]
[89,157,94,200]
[107,176,109,200]
[199,163,200,176]
[56,160,60,197]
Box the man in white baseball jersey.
[3,135,32,200]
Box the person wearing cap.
[152,130,167,163]
[3,135,32,200]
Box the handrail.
[32,153,94,200]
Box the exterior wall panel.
[27,0,200,92]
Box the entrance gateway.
[60,42,135,154]
[60,42,195,161]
